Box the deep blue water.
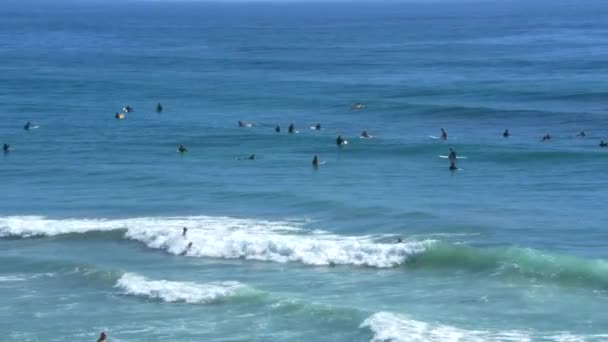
[1,1,608,341]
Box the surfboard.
[29,125,39,129]
[310,126,321,130]
[439,155,467,159]
[318,161,327,165]
[360,135,374,139]
[429,135,440,139]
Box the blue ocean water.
[1,0,608,340]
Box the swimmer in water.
[182,227,188,237]
[577,131,586,138]
[124,105,133,113]
[503,129,510,138]
[312,155,319,167]
[275,124,280,133]
[288,123,295,134]
[97,332,107,342]
[24,121,31,130]
[361,131,371,138]
[156,102,163,113]
[314,123,321,130]
[600,140,608,147]
[440,128,447,140]
[3,143,9,153]
[115,112,121,119]
[351,103,366,110]
[336,135,345,146]
[178,144,188,153]
[542,134,552,141]
[396,237,403,243]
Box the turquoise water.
[2,1,608,341]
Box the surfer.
[186,242,193,253]
[312,155,319,167]
[440,128,447,140]
[238,120,247,127]
[2,143,9,153]
[542,134,551,141]
[396,237,403,243]
[449,162,458,171]
[448,148,457,164]
[600,140,608,147]
[24,121,31,130]
[182,227,188,237]
[351,103,366,110]
[288,123,295,134]
[178,144,188,153]
[503,129,510,138]
[97,332,107,342]
[336,135,345,146]
[361,131,371,138]
[315,123,321,130]
[115,112,121,119]
[238,154,256,160]
[577,131,586,138]
[124,105,133,113]
[275,124,280,133]
[156,103,163,113]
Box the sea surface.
[1,0,608,341]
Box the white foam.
[126,225,431,268]
[0,215,432,268]
[360,312,531,342]
[0,215,303,238]
[361,312,605,342]
[0,216,129,237]
[115,273,248,304]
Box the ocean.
[1,0,608,341]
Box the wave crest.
[115,273,252,304]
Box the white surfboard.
[439,155,467,159]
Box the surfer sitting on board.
[542,134,551,141]
[97,332,107,342]
[288,123,295,134]
[440,128,447,140]
[503,129,510,138]
[315,123,321,130]
[275,124,280,133]
[600,141,608,147]
[178,144,188,153]
[577,131,586,138]
[24,121,31,130]
[312,155,319,167]
[3,143,9,152]
[361,131,371,138]
[156,102,163,113]
[448,148,457,164]
[336,135,345,146]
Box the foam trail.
[361,312,607,342]
[115,273,252,304]
[126,225,431,268]
[0,216,129,237]
[361,312,530,342]
[0,215,303,238]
